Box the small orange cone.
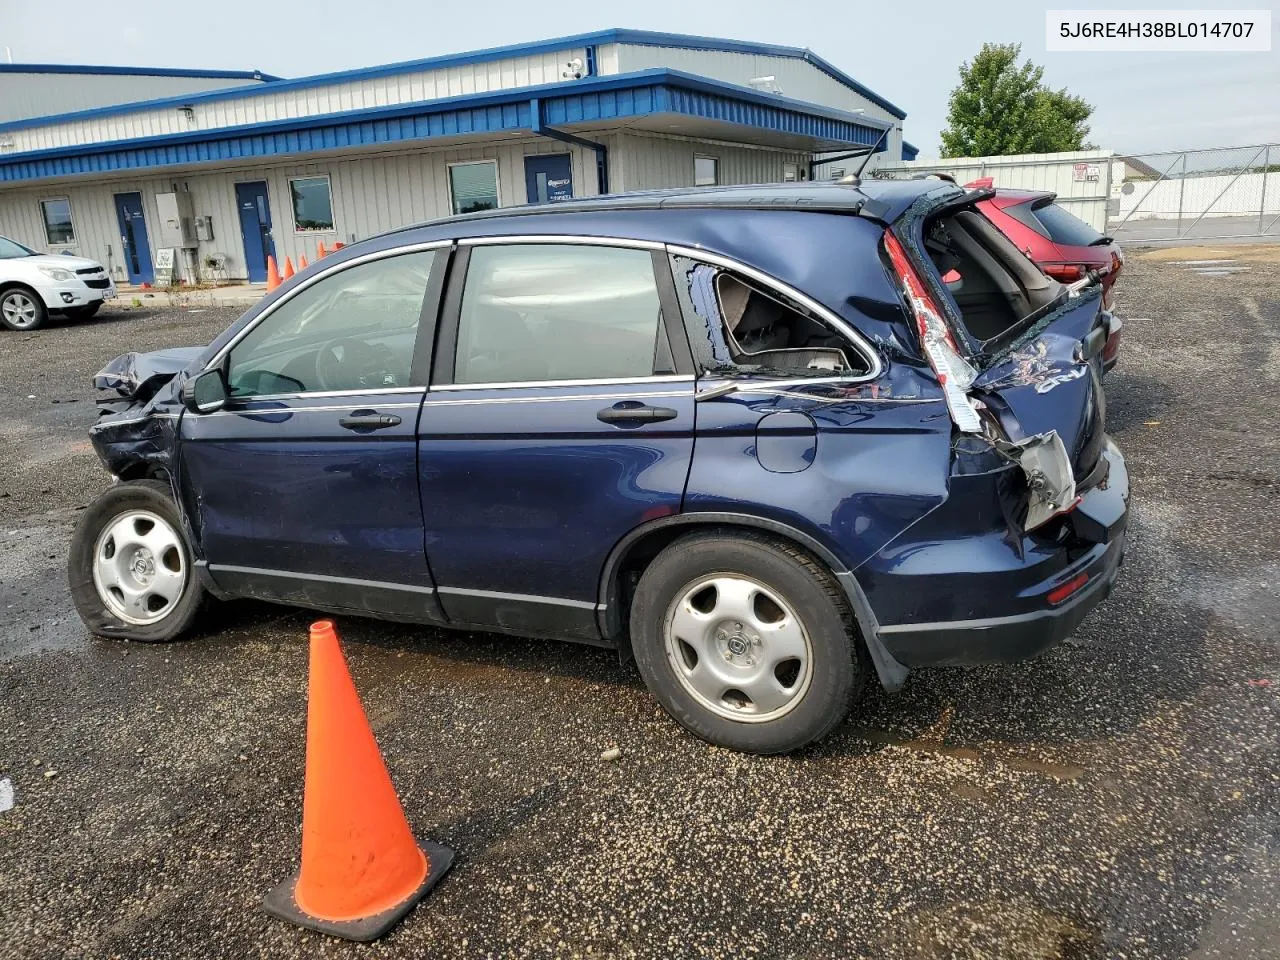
[266,255,281,292]
[282,256,295,280]
[263,621,453,941]
[316,240,328,260]
[298,254,308,270]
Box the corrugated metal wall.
[0,138,598,282]
[820,149,1115,231]
[610,132,807,192]
[608,43,903,159]
[0,130,806,284]
[0,73,268,124]
[2,49,586,153]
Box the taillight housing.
[1101,315,1123,369]
[1043,263,1084,282]
[882,231,983,433]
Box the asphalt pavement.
[1,252,1278,960]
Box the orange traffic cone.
[299,254,308,270]
[266,255,281,292]
[316,240,328,260]
[263,621,453,941]
[282,256,295,280]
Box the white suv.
[0,235,117,331]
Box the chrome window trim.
[430,374,693,393]
[204,240,450,373]
[744,388,943,405]
[665,243,884,383]
[424,389,690,407]
[460,234,665,251]
[207,400,423,417]
[220,386,425,403]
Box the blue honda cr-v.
[70,179,1128,754]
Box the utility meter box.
[155,191,198,248]
[193,215,214,242]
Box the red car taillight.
[1043,263,1084,282]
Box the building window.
[694,156,719,186]
[40,198,76,245]
[289,176,334,232]
[449,161,500,215]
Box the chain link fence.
[1109,143,1280,242]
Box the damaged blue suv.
[70,179,1128,754]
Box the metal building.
[0,64,275,124]
[0,29,908,286]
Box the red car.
[966,178,1123,302]
[964,178,1123,369]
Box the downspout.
[530,96,609,196]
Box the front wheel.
[1,287,48,331]
[68,479,206,641]
[630,531,868,754]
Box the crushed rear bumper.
[875,439,1129,667]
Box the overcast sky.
[2,0,1277,157]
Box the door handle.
[596,402,679,426]
[339,411,402,431]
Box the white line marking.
[0,778,13,813]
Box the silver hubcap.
[663,574,813,722]
[2,292,38,328]
[91,510,187,625]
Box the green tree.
[940,43,1093,157]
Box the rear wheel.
[630,531,867,754]
[0,287,47,331]
[68,480,206,642]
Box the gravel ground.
[1,254,1278,960]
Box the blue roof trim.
[0,70,885,183]
[0,28,902,135]
[901,140,919,161]
[0,63,278,81]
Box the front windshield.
[0,236,36,259]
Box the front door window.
[227,251,435,397]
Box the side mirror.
[181,368,228,414]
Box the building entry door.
[524,154,574,204]
[235,181,276,283]
[113,192,154,284]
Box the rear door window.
[670,255,872,379]
[452,243,672,384]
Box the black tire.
[68,479,206,642]
[630,531,868,754]
[64,302,102,320]
[0,285,49,331]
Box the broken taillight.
[1102,315,1122,368]
[882,231,983,433]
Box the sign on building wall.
[1073,163,1101,182]
[154,248,175,287]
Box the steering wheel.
[315,337,382,392]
